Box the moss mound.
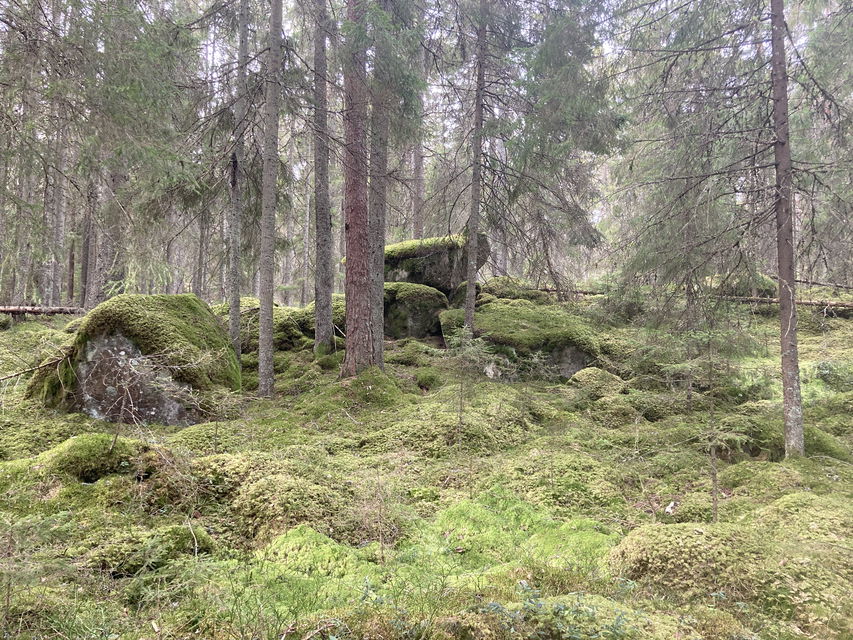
[567,367,625,400]
[239,305,311,353]
[36,433,146,483]
[440,302,600,377]
[87,523,214,576]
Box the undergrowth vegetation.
[0,287,850,639]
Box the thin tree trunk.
[80,178,97,308]
[301,186,311,307]
[313,0,335,354]
[340,0,374,377]
[258,0,283,396]
[227,0,249,360]
[464,0,487,331]
[770,0,804,456]
[369,2,390,368]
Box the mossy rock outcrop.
[27,294,240,426]
[384,234,489,295]
[440,301,599,377]
[383,283,448,339]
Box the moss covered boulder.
[27,294,240,426]
[383,283,448,339]
[384,234,489,295]
[440,301,599,377]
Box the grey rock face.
[75,333,202,426]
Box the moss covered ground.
[0,288,851,639]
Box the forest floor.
[0,287,851,640]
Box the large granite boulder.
[384,234,490,295]
[28,294,240,426]
[383,283,448,339]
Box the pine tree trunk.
[369,5,390,368]
[301,186,311,307]
[340,0,374,377]
[464,0,487,331]
[227,0,249,361]
[258,0,283,396]
[80,178,97,308]
[770,0,804,457]
[313,0,335,354]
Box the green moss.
[440,302,600,358]
[28,294,240,409]
[238,305,311,353]
[481,276,552,304]
[233,473,349,540]
[0,313,11,330]
[813,360,853,392]
[210,296,261,317]
[414,366,443,390]
[492,449,627,519]
[567,367,625,400]
[262,524,378,578]
[609,522,765,599]
[588,394,642,429]
[293,294,346,336]
[385,235,467,262]
[364,383,540,457]
[87,523,214,576]
[37,433,146,483]
[385,339,438,366]
[0,403,104,460]
[383,282,448,339]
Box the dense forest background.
[1,2,853,638]
[1,0,849,305]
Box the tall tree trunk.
[369,2,390,368]
[80,178,97,308]
[340,0,374,377]
[412,41,428,239]
[257,0,283,396]
[227,0,249,361]
[464,0,487,331]
[313,0,335,354]
[770,0,804,457]
[193,210,209,298]
[301,186,311,307]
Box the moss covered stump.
[384,234,489,295]
[27,294,240,426]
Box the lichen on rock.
[27,294,240,425]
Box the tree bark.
[227,0,249,361]
[301,185,311,307]
[368,0,391,368]
[770,0,804,457]
[79,178,97,308]
[258,0,284,396]
[340,0,375,377]
[313,0,335,355]
[464,0,487,331]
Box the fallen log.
[719,296,853,310]
[0,306,83,315]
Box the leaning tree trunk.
[770,0,804,457]
[464,0,487,331]
[258,0,284,396]
[313,0,335,355]
[340,0,374,377]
